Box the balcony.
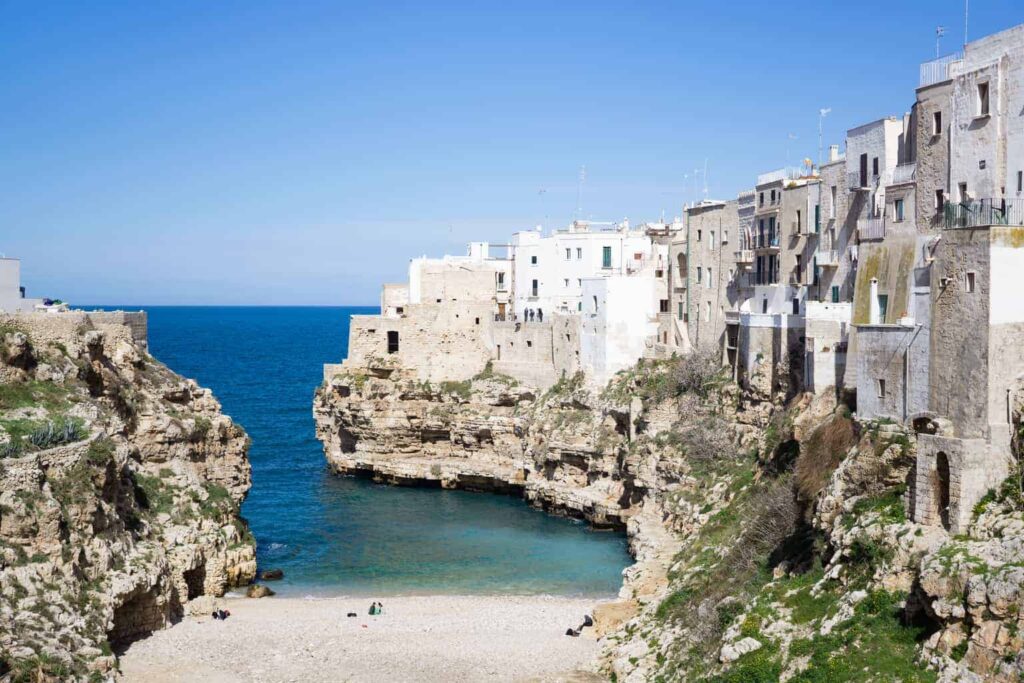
[920,52,963,88]
[891,162,916,185]
[944,199,1024,229]
[816,249,840,267]
[734,249,754,265]
[857,217,886,241]
[754,233,780,251]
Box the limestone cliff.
[315,354,1024,682]
[0,313,256,681]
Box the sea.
[88,306,631,597]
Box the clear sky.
[2,1,1020,305]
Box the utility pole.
[936,26,946,58]
[818,108,831,167]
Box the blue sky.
[2,1,1020,305]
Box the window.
[697,229,702,242]
[497,272,506,291]
[577,301,582,312]
[655,269,664,278]
[935,189,945,209]
[396,306,404,314]
[723,230,729,243]
[387,331,399,354]
[1018,171,1022,194]
[877,294,889,321]
[576,247,583,259]
[677,302,684,320]
[814,204,821,232]
[796,254,802,282]
[830,186,837,218]
[526,340,532,348]
[762,298,768,314]
[859,153,868,187]
[530,255,538,265]
[475,317,480,325]
[706,268,712,287]
[872,157,879,177]
[563,278,569,288]
[531,279,538,297]
[592,295,598,312]
[933,111,942,136]
[659,299,669,313]
[978,82,990,117]
[710,231,715,249]
[831,285,840,303]
[602,246,612,268]
[792,298,799,315]
[565,248,571,260]
[577,278,581,287]
[876,378,886,398]
[704,302,710,322]
[959,182,968,202]
[966,271,976,293]
[696,267,703,284]
[796,209,802,233]
[894,199,905,222]
[770,189,776,203]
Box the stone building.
[907,24,1024,534]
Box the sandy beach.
[118,595,607,682]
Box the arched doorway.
[935,452,951,530]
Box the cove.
[101,306,631,597]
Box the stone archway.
[935,451,951,530]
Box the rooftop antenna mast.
[702,158,709,201]
[818,108,832,167]
[963,0,969,47]
[574,165,586,220]
[935,25,947,57]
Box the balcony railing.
[920,52,963,88]
[734,249,754,265]
[756,167,802,186]
[848,171,873,191]
[815,249,840,267]
[857,217,886,241]
[891,162,916,185]
[754,232,780,249]
[944,199,1024,229]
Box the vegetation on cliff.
[0,316,256,681]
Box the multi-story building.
[510,221,653,320]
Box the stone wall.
[915,80,953,232]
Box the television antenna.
[818,108,832,167]
[935,26,947,57]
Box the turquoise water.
[94,307,631,597]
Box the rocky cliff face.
[315,355,1024,682]
[0,313,256,681]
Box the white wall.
[511,225,654,319]
[580,274,659,385]
[0,259,39,313]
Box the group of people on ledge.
[522,308,543,322]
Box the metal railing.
[857,217,886,241]
[755,232,780,249]
[944,199,1024,229]
[734,249,754,264]
[920,52,963,88]
[848,171,872,191]
[756,167,802,186]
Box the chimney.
[829,144,840,163]
[869,278,880,324]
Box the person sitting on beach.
[368,602,378,615]
[377,602,383,615]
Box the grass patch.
[0,380,73,412]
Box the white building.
[395,241,513,319]
[580,273,660,385]
[0,258,44,313]
[510,221,654,320]
[846,116,907,241]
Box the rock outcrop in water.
[315,353,1024,681]
[0,312,255,680]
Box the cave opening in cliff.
[183,563,206,602]
[108,587,166,653]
